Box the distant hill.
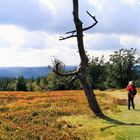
[0,66,76,79]
[0,67,52,79]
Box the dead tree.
[53,0,102,116]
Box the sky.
[0,0,140,67]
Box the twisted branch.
[66,11,97,35]
[59,11,97,41]
[59,35,77,40]
[53,62,79,77]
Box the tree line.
[0,48,139,91]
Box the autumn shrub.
[0,106,9,112]
[0,90,123,139]
[112,98,127,105]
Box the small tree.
[87,56,106,89]
[48,59,81,90]
[16,76,27,91]
[106,48,139,88]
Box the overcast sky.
[0,0,140,67]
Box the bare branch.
[65,11,98,35]
[82,11,98,31]
[53,69,78,76]
[59,34,84,41]
[66,30,75,35]
[59,34,77,40]
[53,62,79,76]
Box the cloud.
[0,25,79,66]
[0,0,74,32]
[85,33,140,51]
[0,24,139,66]
[0,25,25,49]
[0,0,140,66]
[0,0,140,35]
[0,0,53,30]
[84,33,121,50]
[120,35,140,48]
[0,25,50,50]
[39,0,74,33]
[88,0,140,35]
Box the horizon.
[0,65,76,68]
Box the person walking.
[126,81,136,110]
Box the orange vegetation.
[0,90,120,140]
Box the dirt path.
[134,94,140,106]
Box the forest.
[0,48,140,92]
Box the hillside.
[0,67,52,79]
[0,66,75,79]
[0,89,140,139]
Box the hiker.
[126,81,136,110]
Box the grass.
[0,89,140,139]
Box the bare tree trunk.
[73,0,102,115]
[54,0,103,116]
[78,75,103,115]
[73,0,88,68]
